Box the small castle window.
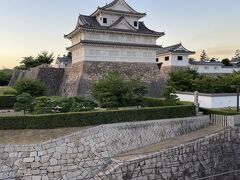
[165,56,169,61]
[156,58,159,62]
[178,56,183,60]
[134,21,138,27]
[103,18,107,24]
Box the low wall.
[0,116,210,179]
[176,92,238,109]
[100,127,240,180]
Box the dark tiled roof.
[95,8,146,16]
[109,16,136,30]
[190,61,223,66]
[99,0,143,15]
[65,14,164,38]
[157,43,195,55]
[67,40,162,50]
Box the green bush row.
[0,96,16,108]
[200,108,240,115]
[0,105,196,130]
[142,97,175,107]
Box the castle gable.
[101,0,139,14]
[110,16,137,31]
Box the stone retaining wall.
[100,127,240,180]
[0,116,210,179]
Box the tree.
[0,69,13,86]
[189,57,196,62]
[14,93,34,115]
[20,56,38,69]
[200,50,209,61]
[14,79,46,97]
[36,51,54,65]
[166,69,198,92]
[92,72,147,108]
[210,58,218,62]
[233,49,240,60]
[222,58,232,66]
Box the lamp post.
[231,84,240,112]
[237,85,240,112]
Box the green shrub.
[33,96,97,114]
[200,108,240,115]
[14,79,46,97]
[14,93,34,114]
[142,97,174,107]
[0,105,196,130]
[0,96,16,108]
[92,71,147,108]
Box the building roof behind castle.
[157,43,195,55]
[65,14,164,38]
[190,61,223,66]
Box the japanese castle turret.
[65,0,164,64]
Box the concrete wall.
[190,64,240,74]
[101,127,240,180]
[176,92,238,109]
[0,116,210,180]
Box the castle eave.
[67,40,162,50]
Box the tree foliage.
[221,58,232,66]
[14,93,34,114]
[92,72,147,108]
[200,50,209,61]
[14,79,46,97]
[165,69,240,94]
[0,69,13,86]
[16,51,54,70]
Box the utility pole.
[237,85,240,112]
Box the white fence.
[176,92,238,109]
[210,114,240,127]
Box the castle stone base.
[9,61,168,97]
[60,61,166,97]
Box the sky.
[0,0,240,68]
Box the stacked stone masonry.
[100,127,240,180]
[0,116,210,179]
[9,61,166,97]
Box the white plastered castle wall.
[157,53,190,67]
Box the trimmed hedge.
[0,105,195,130]
[142,97,175,107]
[0,96,16,108]
[200,108,240,115]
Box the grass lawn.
[0,126,92,144]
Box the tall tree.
[233,49,240,61]
[36,51,54,65]
[20,56,38,69]
[200,50,209,61]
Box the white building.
[190,61,240,74]
[156,43,195,68]
[157,43,240,74]
[64,0,164,64]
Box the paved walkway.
[116,126,225,161]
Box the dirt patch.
[0,127,92,145]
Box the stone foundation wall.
[0,116,210,179]
[76,61,165,97]
[8,67,65,96]
[9,61,167,98]
[101,127,240,180]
